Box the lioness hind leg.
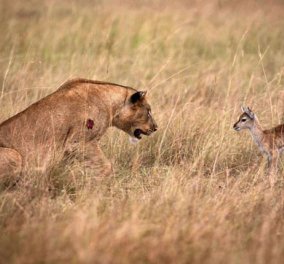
[0,147,22,186]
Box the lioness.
[0,78,157,182]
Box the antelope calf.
[233,106,284,174]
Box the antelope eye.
[241,118,247,122]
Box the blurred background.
[0,1,284,263]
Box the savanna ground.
[0,0,284,263]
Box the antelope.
[233,106,284,174]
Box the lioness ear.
[130,91,147,104]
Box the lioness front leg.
[0,147,22,186]
[82,141,113,179]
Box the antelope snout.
[233,123,240,131]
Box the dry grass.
[1,0,284,263]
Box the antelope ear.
[130,91,147,104]
[241,106,250,112]
[247,108,255,120]
[242,106,255,119]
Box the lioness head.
[113,91,158,140]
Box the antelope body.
[233,107,284,174]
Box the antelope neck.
[249,121,265,148]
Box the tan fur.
[0,78,157,183]
[233,107,284,175]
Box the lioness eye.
[241,118,246,122]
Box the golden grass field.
[1,0,284,263]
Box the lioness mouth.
[134,129,146,139]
